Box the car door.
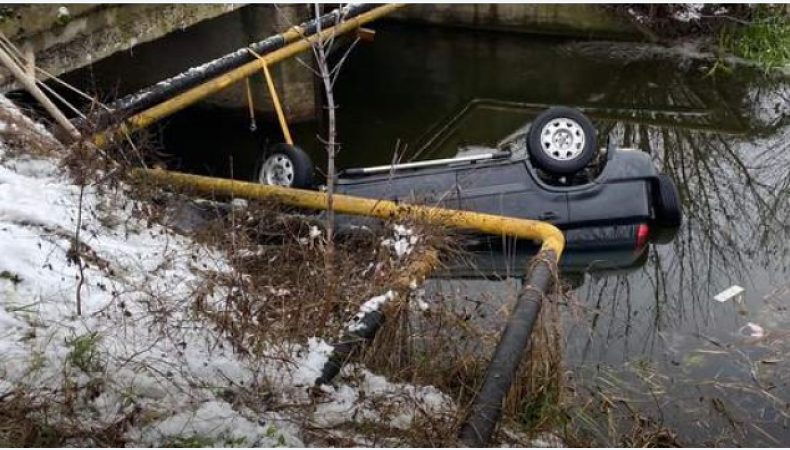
[337,167,461,209]
[455,161,569,224]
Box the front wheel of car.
[257,144,315,189]
[527,107,598,176]
[653,174,682,228]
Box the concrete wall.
[0,4,242,91]
[392,4,643,40]
[212,5,316,122]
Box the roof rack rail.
[342,150,511,176]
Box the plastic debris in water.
[713,285,745,303]
[738,322,765,338]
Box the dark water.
[313,23,788,446]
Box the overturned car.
[256,107,682,249]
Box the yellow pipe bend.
[136,168,565,261]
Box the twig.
[74,184,86,316]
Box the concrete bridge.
[0,4,321,121]
[0,4,642,123]
[0,4,243,91]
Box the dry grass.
[170,194,577,446]
[0,386,137,447]
[186,202,449,349]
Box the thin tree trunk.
[314,46,335,255]
[74,185,85,315]
[313,3,336,327]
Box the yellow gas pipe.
[135,168,565,260]
[257,57,293,146]
[93,4,405,148]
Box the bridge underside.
[0,4,318,122]
[0,4,247,92]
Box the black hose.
[87,4,375,128]
[315,309,384,386]
[458,250,557,446]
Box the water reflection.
[570,77,790,445]
[321,22,789,445]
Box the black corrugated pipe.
[458,250,557,447]
[314,309,384,386]
[86,4,375,127]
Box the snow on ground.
[673,4,703,22]
[0,103,454,446]
[381,224,419,259]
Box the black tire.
[653,174,682,228]
[256,143,314,188]
[527,107,597,175]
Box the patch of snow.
[381,224,420,259]
[313,367,454,430]
[411,287,430,312]
[0,140,275,445]
[673,4,703,22]
[230,198,248,209]
[292,337,333,386]
[359,290,394,315]
[347,290,394,332]
[626,7,648,24]
[130,400,302,447]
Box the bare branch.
[331,37,361,89]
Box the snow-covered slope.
[0,104,453,446]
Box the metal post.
[259,59,293,145]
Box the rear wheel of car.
[527,107,597,175]
[257,144,314,189]
[653,174,682,228]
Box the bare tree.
[307,4,361,318]
[311,4,337,276]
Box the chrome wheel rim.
[539,117,586,161]
[260,154,295,186]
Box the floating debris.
[738,322,765,338]
[713,285,745,303]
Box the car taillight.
[636,223,649,252]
